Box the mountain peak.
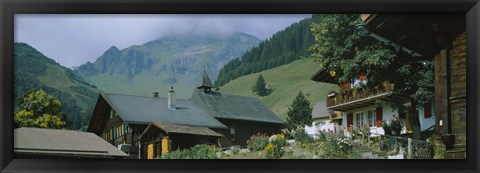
[107,46,120,52]
[102,46,121,57]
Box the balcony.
[326,82,396,111]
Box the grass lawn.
[220,59,337,120]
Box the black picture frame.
[1,0,479,173]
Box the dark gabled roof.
[312,100,329,119]
[197,70,214,89]
[139,122,224,140]
[190,90,284,124]
[14,127,128,158]
[101,93,227,129]
[311,68,337,84]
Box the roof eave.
[310,68,338,84]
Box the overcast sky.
[15,14,311,68]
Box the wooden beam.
[434,49,449,135]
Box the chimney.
[167,86,176,110]
[153,91,159,97]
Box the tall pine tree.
[286,90,312,130]
[253,74,267,96]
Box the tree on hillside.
[286,90,313,130]
[309,14,434,139]
[215,15,323,87]
[252,74,268,96]
[14,89,67,129]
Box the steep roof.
[190,90,284,124]
[197,70,214,89]
[312,100,329,119]
[14,127,128,158]
[139,122,224,140]
[101,93,227,129]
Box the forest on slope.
[14,43,99,130]
[215,15,322,87]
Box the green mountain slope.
[75,32,261,99]
[219,59,337,120]
[215,15,322,87]
[14,43,100,130]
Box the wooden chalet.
[138,122,224,159]
[87,70,283,159]
[360,14,466,159]
[14,127,128,159]
[189,73,284,146]
[311,71,435,136]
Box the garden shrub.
[293,129,314,143]
[382,119,404,136]
[161,144,220,159]
[264,134,287,159]
[380,136,396,151]
[320,137,356,159]
[230,145,240,155]
[428,134,445,159]
[247,133,269,151]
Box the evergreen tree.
[14,89,67,129]
[286,90,313,130]
[215,15,323,87]
[253,74,267,96]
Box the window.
[367,110,376,127]
[110,110,114,119]
[230,125,236,141]
[424,102,432,118]
[111,127,117,140]
[121,124,125,136]
[355,112,364,127]
[117,126,120,138]
[199,137,209,144]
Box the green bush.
[230,146,240,155]
[264,134,287,159]
[379,136,398,151]
[428,135,445,159]
[161,144,220,159]
[293,129,314,144]
[382,119,404,136]
[247,133,269,151]
[320,137,356,159]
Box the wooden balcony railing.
[326,82,395,108]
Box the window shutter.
[376,107,383,127]
[110,129,113,141]
[121,124,124,136]
[113,128,116,140]
[347,113,353,131]
[424,102,432,118]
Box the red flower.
[359,74,366,81]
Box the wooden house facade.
[311,72,435,136]
[138,122,224,159]
[360,14,466,159]
[87,71,283,159]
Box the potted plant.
[382,118,404,136]
[389,119,403,136]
